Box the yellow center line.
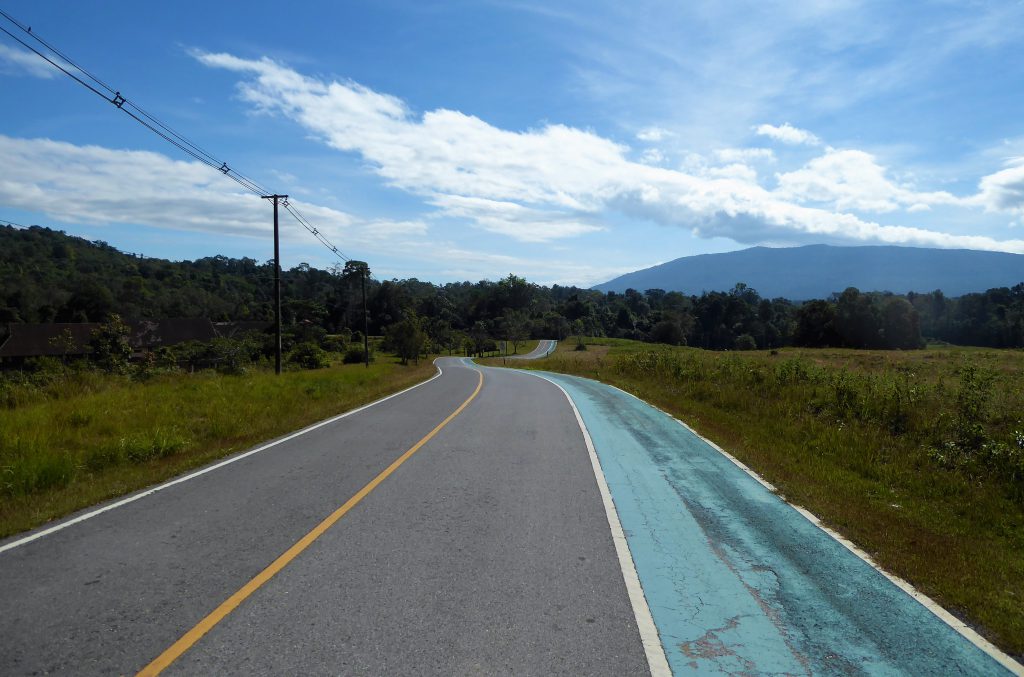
[137,367,484,676]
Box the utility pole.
[262,194,288,375]
[361,264,369,368]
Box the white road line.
[511,368,672,677]
[0,363,445,556]
[595,378,1024,676]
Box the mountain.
[593,245,1024,299]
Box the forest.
[3,225,1024,363]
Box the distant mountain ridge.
[593,245,1024,299]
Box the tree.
[48,328,77,368]
[385,317,427,365]
[880,297,923,349]
[650,319,685,346]
[835,287,882,348]
[734,334,757,351]
[794,300,840,347]
[89,314,132,373]
[498,309,530,354]
[470,321,490,357]
[496,273,534,311]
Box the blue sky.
[1,0,1023,286]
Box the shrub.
[321,334,348,353]
[343,345,372,364]
[90,314,132,373]
[734,334,757,351]
[287,342,331,370]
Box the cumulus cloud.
[192,51,1024,254]
[636,126,672,142]
[975,159,1024,213]
[0,133,628,284]
[754,123,822,146]
[640,148,665,165]
[774,148,963,213]
[713,147,775,163]
[426,195,603,242]
[0,43,58,79]
[0,134,425,251]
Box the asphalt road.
[509,340,557,360]
[0,358,648,675]
[2,354,1019,675]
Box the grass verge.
[0,356,436,538]
[488,339,1024,658]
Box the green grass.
[492,339,1024,658]
[0,356,436,538]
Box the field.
[0,356,436,538]
[495,340,1024,657]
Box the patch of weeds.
[1,450,76,496]
[117,427,191,465]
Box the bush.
[343,345,373,364]
[734,334,757,351]
[321,334,348,353]
[287,342,331,370]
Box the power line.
[0,8,350,262]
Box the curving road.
[0,358,648,675]
[508,339,558,360]
[0,356,1019,675]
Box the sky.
[1,0,1023,287]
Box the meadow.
[500,340,1024,657]
[0,356,436,538]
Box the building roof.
[0,319,250,359]
[213,321,272,338]
[132,319,216,348]
[0,323,99,358]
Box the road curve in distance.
[509,339,557,360]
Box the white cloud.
[636,126,672,142]
[427,194,603,242]
[754,123,821,146]
[0,134,424,253]
[705,163,758,183]
[713,148,775,163]
[0,43,57,79]
[775,148,962,213]
[640,148,665,165]
[0,133,616,284]
[192,51,1024,255]
[975,160,1024,214]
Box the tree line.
[3,225,1024,356]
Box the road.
[0,358,649,675]
[0,356,1019,675]
[509,339,557,360]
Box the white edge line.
[565,375,1023,676]
[511,367,672,677]
[0,361,446,556]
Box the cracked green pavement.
[527,369,1014,676]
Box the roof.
[0,323,100,358]
[0,319,242,359]
[213,321,272,338]
[131,319,216,348]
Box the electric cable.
[0,9,349,262]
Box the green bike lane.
[520,369,1019,676]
